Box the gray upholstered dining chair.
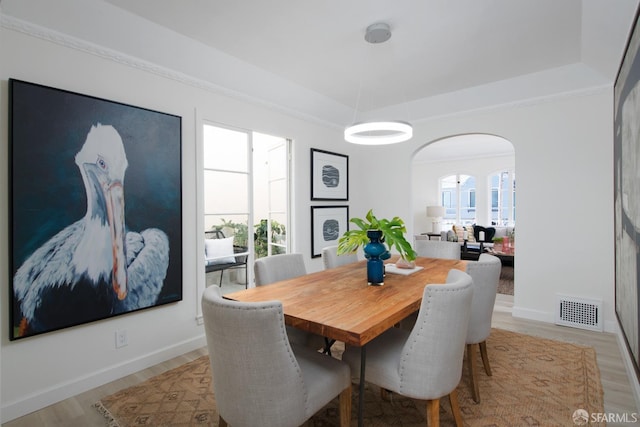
[254,253,307,286]
[464,253,502,403]
[322,245,358,269]
[201,286,351,427]
[414,239,461,260]
[254,253,325,350]
[342,269,473,427]
[399,240,462,331]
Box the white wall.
[0,1,625,422]
[357,91,614,334]
[0,16,348,423]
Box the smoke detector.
[364,23,391,44]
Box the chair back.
[414,239,461,260]
[254,253,306,286]
[322,245,358,269]
[399,269,473,398]
[465,253,502,344]
[201,286,309,427]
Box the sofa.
[441,225,515,260]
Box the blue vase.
[364,229,390,285]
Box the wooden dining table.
[225,256,467,426]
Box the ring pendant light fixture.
[344,121,413,145]
[344,23,413,145]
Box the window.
[253,132,289,258]
[203,124,250,241]
[490,170,515,225]
[201,123,291,284]
[440,174,476,225]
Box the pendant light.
[344,23,413,145]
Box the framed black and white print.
[311,148,348,200]
[9,79,183,340]
[311,206,349,258]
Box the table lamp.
[426,206,445,233]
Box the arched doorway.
[411,133,515,296]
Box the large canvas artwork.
[9,80,183,340]
[614,9,640,381]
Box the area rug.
[95,329,604,426]
[497,265,514,295]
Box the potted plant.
[492,236,504,252]
[338,209,417,285]
[254,219,286,259]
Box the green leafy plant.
[254,219,286,259]
[337,209,417,261]
[214,219,249,247]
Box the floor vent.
[555,294,603,332]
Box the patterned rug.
[497,265,514,295]
[95,329,604,426]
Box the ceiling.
[108,0,583,112]
[4,0,636,158]
[103,0,638,126]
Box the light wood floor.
[4,293,639,426]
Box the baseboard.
[1,335,207,423]
[613,321,640,412]
[512,306,617,333]
[511,306,554,324]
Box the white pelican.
[13,124,169,337]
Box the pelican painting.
[12,123,170,338]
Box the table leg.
[358,345,366,427]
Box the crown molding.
[412,82,611,125]
[1,14,341,130]
[2,14,612,130]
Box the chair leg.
[449,389,464,427]
[323,337,336,355]
[426,398,440,427]
[339,384,351,427]
[218,270,224,287]
[219,415,228,427]
[466,343,480,403]
[479,340,492,376]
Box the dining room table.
[224,255,468,426]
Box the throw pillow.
[447,230,458,242]
[205,237,236,264]
[465,225,476,242]
[452,225,465,241]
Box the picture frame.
[9,79,183,340]
[614,7,640,382]
[311,205,349,258]
[311,148,349,200]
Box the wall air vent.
[555,294,603,332]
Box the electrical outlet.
[115,329,128,348]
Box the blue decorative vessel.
[364,229,390,285]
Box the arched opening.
[411,133,515,296]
